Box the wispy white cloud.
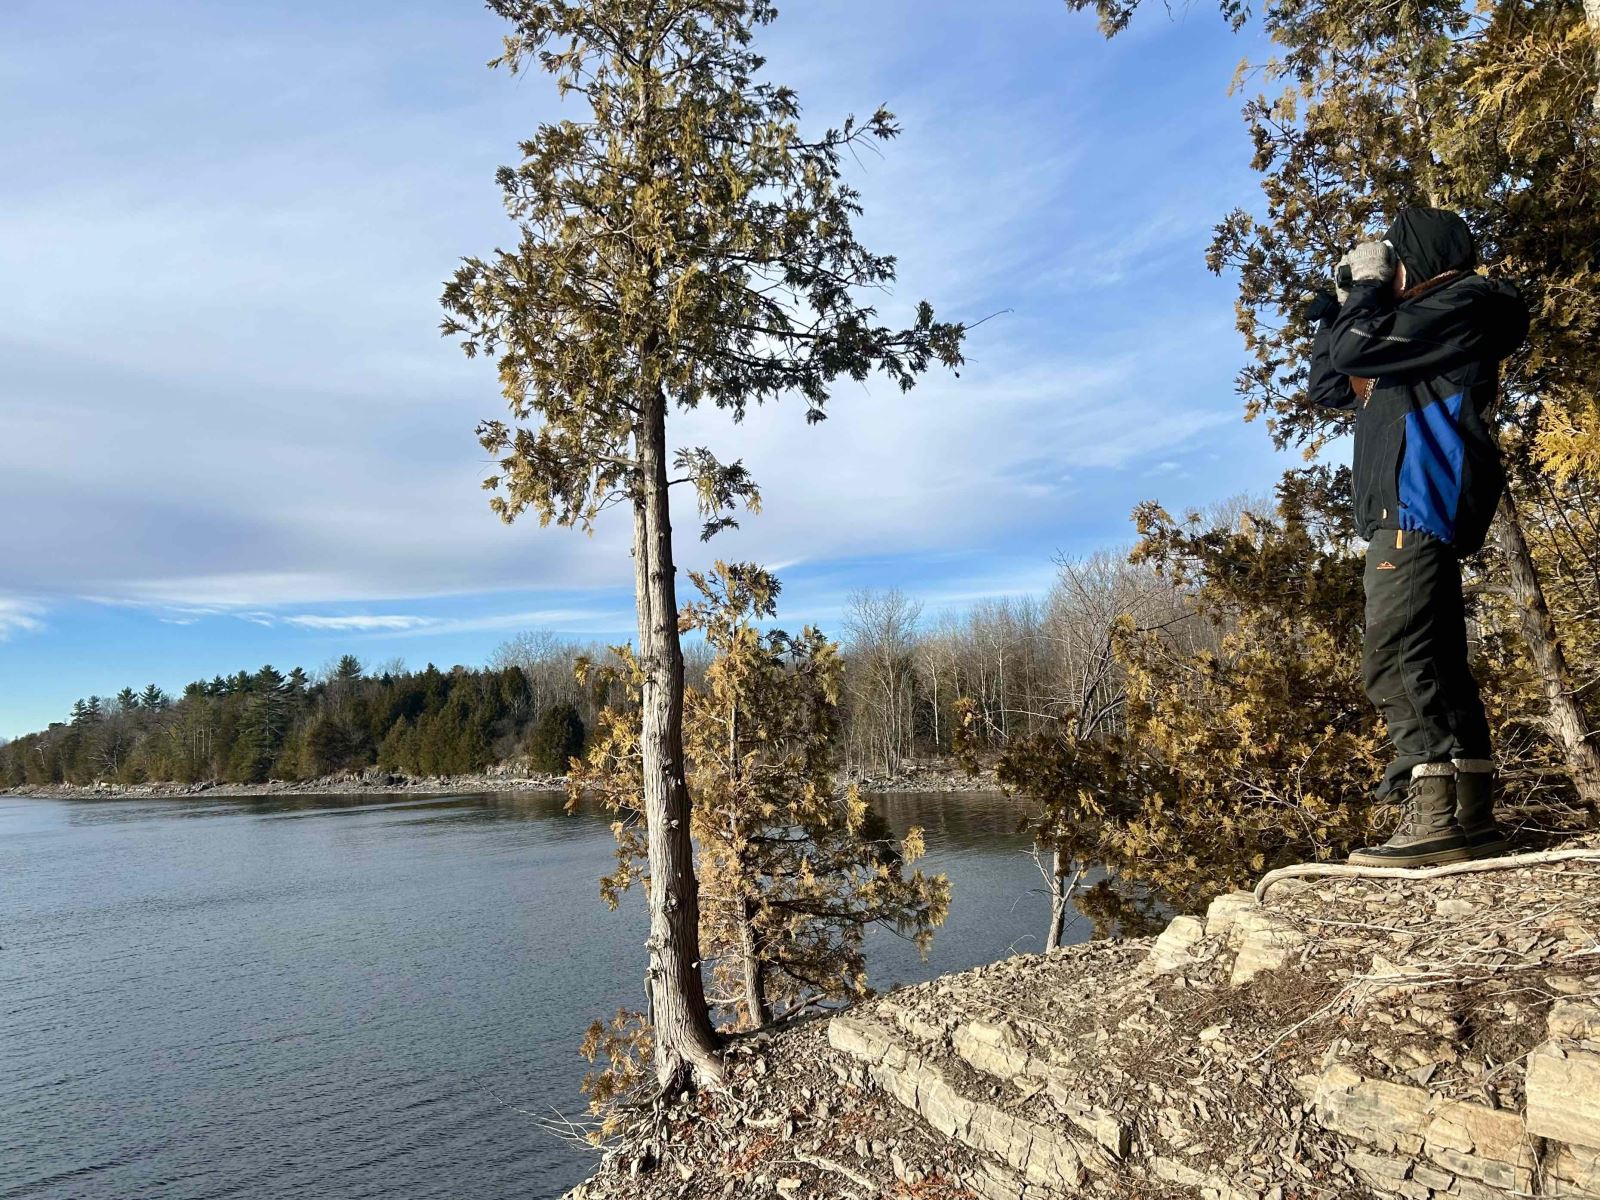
[0,597,46,639]
[0,0,1287,736]
[363,610,631,639]
[277,609,624,637]
[243,607,634,640]
[281,614,434,632]
[1039,209,1217,293]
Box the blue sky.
[1,0,1298,738]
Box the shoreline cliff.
[566,839,1600,1200]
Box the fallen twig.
[743,1113,793,1130]
[517,1106,605,1152]
[789,1151,880,1194]
[1254,849,1600,901]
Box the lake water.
[0,789,1073,1200]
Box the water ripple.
[0,789,1042,1199]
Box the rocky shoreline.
[1,768,568,800]
[846,764,1002,794]
[565,838,1600,1200]
[2,762,1001,801]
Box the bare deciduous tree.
[842,589,924,775]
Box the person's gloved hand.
[1347,240,1397,288]
[1335,255,1354,304]
[1305,290,1340,326]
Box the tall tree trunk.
[1044,848,1068,951]
[1494,489,1600,816]
[1044,851,1082,951]
[728,704,770,1030]
[633,390,723,1089]
[737,895,771,1030]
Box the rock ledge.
[567,838,1600,1200]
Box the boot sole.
[1464,835,1511,860]
[1347,844,1475,868]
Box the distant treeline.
[3,583,1108,790]
[0,648,601,789]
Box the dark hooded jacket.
[1309,207,1529,556]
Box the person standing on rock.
[1305,206,1529,867]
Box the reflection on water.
[0,789,1061,1200]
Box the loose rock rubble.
[564,838,1600,1199]
[843,764,1002,794]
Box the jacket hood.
[1385,207,1478,282]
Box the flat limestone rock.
[1205,890,1260,943]
[1146,914,1207,973]
[1310,1061,1539,1190]
[1553,1144,1600,1195]
[1526,1042,1600,1151]
[1229,911,1306,985]
[952,1018,1043,1082]
[827,1013,1088,1193]
[1549,1000,1600,1044]
[1311,1063,1431,1154]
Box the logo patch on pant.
[1376,561,1398,571]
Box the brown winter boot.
[1453,758,1510,858]
[1349,764,1472,867]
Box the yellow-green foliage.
[996,471,1385,918]
[442,0,964,541]
[1109,474,1384,911]
[1201,0,1600,485]
[571,563,950,1031]
[577,1008,652,1137]
[684,562,948,1028]
[567,648,648,910]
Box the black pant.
[1363,529,1492,796]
